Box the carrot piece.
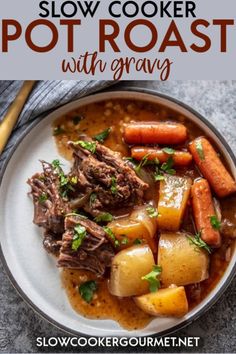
[131,147,192,166]
[189,137,236,197]
[191,179,221,248]
[124,122,187,145]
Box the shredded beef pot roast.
[69,140,148,216]
[27,161,70,234]
[58,215,114,275]
[27,139,148,274]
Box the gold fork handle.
[0,80,36,155]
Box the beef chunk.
[27,140,147,266]
[43,230,62,256]
[69,140,148,216]
[58,215,114,275]
[27,161,70,234]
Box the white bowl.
[0,88,235,337]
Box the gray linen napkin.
[0,80,114,167]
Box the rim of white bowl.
[0,87,235,338]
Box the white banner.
[0,0,236,79]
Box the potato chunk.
[109,245,155,297]
[158,232,209,286]
[157,175,192,231]
[135,286,188,317]
[108,206,157,252]
[108,219,149,244]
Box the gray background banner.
[0,0,236,79]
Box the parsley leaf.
[142,265,162,292]
[75,140,96,153]
[126,156,159,175]
[135,154,151,173]
[153,166,165,181]
[154,157,176,180]
[38,192,48,204]
[121,237,129,245]
[133,238,142,245]
[94,128,111,143]
[148,157,160,165]
[60,174,69,187]
[94,213,113,223]
[124,157,137,164]
[72,224,87,251]
[187,232,212,254]
[52,159,62,169]
[52,160,67,187]
[154,173,165,181]
[146,206,158,218]
[111,176,118,195]
[79,281,98,303]
[89,192,97,207]
[103,226,120,247]
[161,157,176,175]
[162,147,175,155]
[196,140,205,160]
[210,215,221,230]
[51,159,74,198]
[144,158,160,166]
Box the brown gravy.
[61,269,151,330]
[54,99,235,330]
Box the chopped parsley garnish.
[111,176,118,194]
[121,236,129,245]
[153,157,175,180]
[74,140,96,154]
[196,140,205,161]
[160,157,176,175]
[125,157,137,164]
[38,192,48,204]
[127,153,175,178]
[73,115,83,125]
[146,206,158,218]
[51,159,75,198]
[147,157,160,166]
[53,126,65,136]
[135,153,151,173]
[210,215,221,230]
[124,157,139,172]
[126,156,159,175]
[94,128,111,143]
[79,281,98,303]
[52,159,68,187]
[154,171,165,181]
[52,159,62,169]
[187,232,212,254]
[60,174,69,187]
[89,192,97,207]
[72,224,87,251]
[133,238,143,245]
[162,147,175,155]
[154,164,165,181]
[103,226,120,247]
[142,265,162,293]
[94,212,113,223]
